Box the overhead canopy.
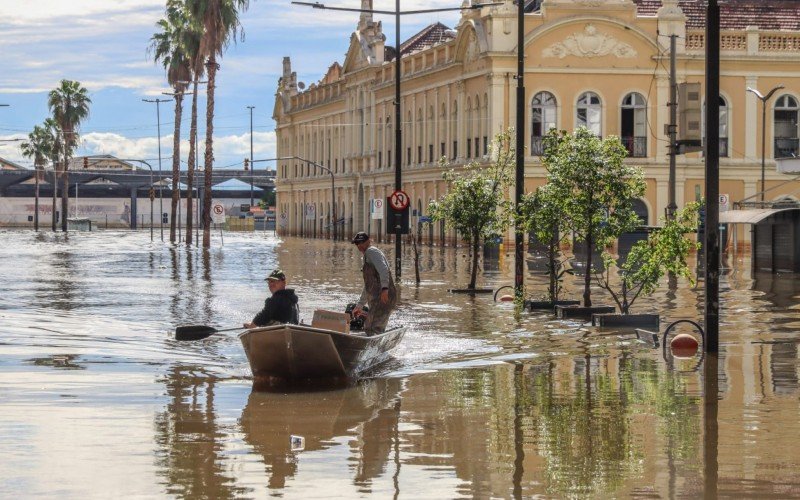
[719,208,799,224]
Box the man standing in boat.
[244,269,300,328]
[351,232,397,335]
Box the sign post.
[210,200,225,244]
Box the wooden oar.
[175,324,245,341]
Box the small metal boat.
[238,324,406,384]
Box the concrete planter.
[525,299,581,311]
[556,305,615,320]
[448,288,493,294]
[592,313,660,329]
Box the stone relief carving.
[465,32,479,63]
[542,24,637,59]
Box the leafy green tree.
[48,79,91,232]
[542,128,646,306]
[596,202,700,314]
[150,0,197,243]
[20,123,56,231]
[518,182,573,303]
[428,130,515,289]
[189,0,250,247]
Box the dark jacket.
[251,288,300,326]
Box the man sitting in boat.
[243,269,300,328]
[351,232,397,335]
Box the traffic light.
[83,157,88,169]
[244,158,249,170]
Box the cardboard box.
[311,309,350,333]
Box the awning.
[719,208,799,224]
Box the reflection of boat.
[240,378,402,489]
[238,324,406,384]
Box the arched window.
[576,91,602,136]
[466,97,473,158]
[531,91,557,156]
[416,107,423,164]
[407,110,413,165]
[451,100,458,159]
[428,105,435,162]
[774,94,799,158]
[482,93,489,156]
[473,94,481,157]
[719,96,729,157]
[621,92,647,157]
[439,103,447,159]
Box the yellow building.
[273,0,800,247]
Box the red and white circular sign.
[389,190,409,211]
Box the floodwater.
[1,230,799,498]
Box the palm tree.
[44,118,63,232]
[190,0,250,247]
[20,123,55,231]
[48,79,91,232]
[150,0,197,244]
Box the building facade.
[273,0,800,246]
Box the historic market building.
[273,0,800,248]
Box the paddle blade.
[175,325,217,341]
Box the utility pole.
[704,0,720,354]
[393,0,402,279]
[667,34,678,220]
[247,105,255,207]
[143,97,172,241]
[513,0,525,297]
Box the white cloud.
[79,130,276,169]
[0,0,162,22]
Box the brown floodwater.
[1,230,799,498]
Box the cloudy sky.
[0,0,463,170]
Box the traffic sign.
[211,201,226,223]
[389,190,410,211]
[719,193,730,212]
[371,198,384,220]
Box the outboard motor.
[344,303,369,331]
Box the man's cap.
[265,269,286,281]
[351,231,369,244]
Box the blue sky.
[0,0,463,170]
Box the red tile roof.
[386,22,456,61]
[634,1,800,30]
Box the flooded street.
[1,230,799,498]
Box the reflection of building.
[274,0,800,248]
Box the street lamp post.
[747,85,784,204]
[514,0,525,297]
[247,106,255,208]
[142,97,172,241]
[292,0,499,279]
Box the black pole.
[761,99,766,202]
[248,105,255,207]
[704,0,720,353]
[514,0,525,296]
[667,34,678,219]
[394,1,402,279]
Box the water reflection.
[1,232,800,498]
[240,378,402,490]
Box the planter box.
[556,305,615,320]
[448,288,494,294]
[525,299,581,311]
[592,313,660,329]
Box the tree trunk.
[61,146,69,233]
[548,234,557,302]
[170,92,184,244]
[202,58,217,248]
[51,164,58,232]
[583,229,593,307]
[186,80,199,246]
[34,165,40,231]
[469,232,480,289]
